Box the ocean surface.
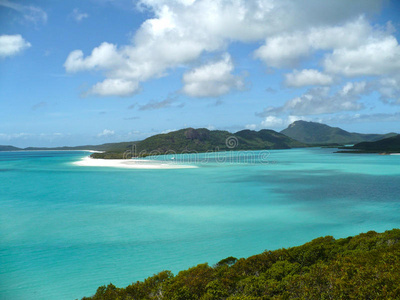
[1,148,400,300]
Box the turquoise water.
[1,149,400,300]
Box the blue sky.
[1,0,400,147]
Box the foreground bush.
[81,229,400,299]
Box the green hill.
[81,228,400,300]
[23,142,137,152]
[281,120,396,144]
[0,128,304,158]
[0,145,21,151]
[347,134,400,153]
[0,142,137,153]
[234,129,304,149]
[91,128,306,159]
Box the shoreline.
[72,156,197,169]
[0,149,105,153]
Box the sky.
[1,0,400,147]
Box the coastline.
[0,149,105,153]
[72,156,197,169]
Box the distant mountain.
[23,142,136,152]
[281,120,396,144]
[234,129,304,149]
[134,127,305,153]
[0,145,21,151]
[3,123,396,157]
[0,142,138,152]
[348,134,400,153]
[91,128,306,158]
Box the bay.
[0,148,399,300]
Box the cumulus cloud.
[254,17,378,68]
[0,34,31,58]
[247,115,305,130]
[262,115,306,128]
[254,33,311,68]
[64,0,385,97]
[89,79,139,97]
[182,54,244,97]
[261,116,285,128]
[255,14,400,92]
[285,69,333,87]
[324,36,400,76]
[64,42,122,72]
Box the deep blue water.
[1,149,400,299]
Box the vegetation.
[2,122,398,157]
[0,145,21,151]
[0,142,137,152]
[81,228,400,300]
[337,134,400,154]
[281,120,396,144]
[90,128,306,159]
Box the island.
[337,134,400,154]
[1,121,398,158]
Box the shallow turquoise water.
[1,149,400,299]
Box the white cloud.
[262,115,306,128]
[64,0,385,97]
[378,76,400,104]
[261,116,285,128]
[285,69,333,87]
[64,42,122,72]
[247,115,305,130]
[245,124,257,130]
[0,0,47,24]
[254,17,377,68]
[324,36,400,76]
[72,8,89,23]
[182,54,244,97]
[339,81,368,97]
[254,33,311,68]
[97,129,115,137]
[89,79,139,97]
[0,34,31,58]
[261,81,369,116]
[282,88,363,115]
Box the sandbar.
[73,156,197,169]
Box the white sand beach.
[73,156,197,169]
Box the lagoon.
[1,148,400,300]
